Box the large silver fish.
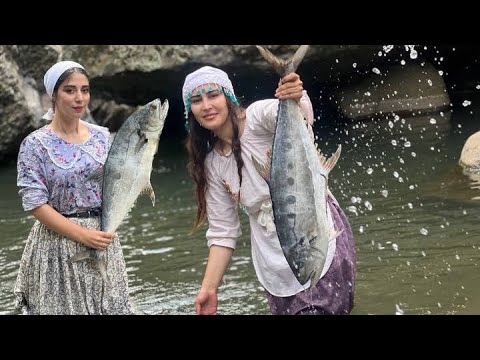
[68,98,169,282]
[253,45,342,287]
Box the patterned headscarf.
[182,66,239,119]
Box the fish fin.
[332,228,344,240]
[309,267,323,288]
[87,167,104,184]
[97,257,108,283]
[251,155,271,183]
[318,144,342,174]
[256,45,310,76]
[141,182,156,206]
[307,243,327,287]
[135,132,147,153]
[67,249,94,263]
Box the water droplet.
[383,45,394,53]
[364,201,373,211]
[395,304,404,315]
[347,206,358,216]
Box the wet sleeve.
[205,164,242,249]
[17,136,49,211]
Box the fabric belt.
[63,209,102,218]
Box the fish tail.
[97,257,108,283]
[67,249,95,263]
[256,45,310,76]
[68,249,108,283]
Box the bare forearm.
[201,245,234,291]
[31,204,86,244]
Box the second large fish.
[69,98,169,281]
[254,45,342,287]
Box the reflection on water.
[1,102,480,314]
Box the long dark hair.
[186,96,244,232]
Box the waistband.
[62,209,102,218]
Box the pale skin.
[190,72,304,315]
[32,71,114,251]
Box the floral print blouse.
[17,122,110,215]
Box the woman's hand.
[78,229,114,250]
[31,204,114,250]
[275,72,304,103]
[194,287,218,315]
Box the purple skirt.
[266,193,356,315]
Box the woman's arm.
[195,245,234,315]
[194,160,241,314]
[200,245,234,289]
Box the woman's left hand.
[275,72,304,103]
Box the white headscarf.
[42,61,85,120]
[182,66,239,118]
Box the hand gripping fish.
[68,98,169,283]
[253,45,342,287]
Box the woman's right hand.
[78,229,114,250]
[31,205,115,251]
[194,287,218,315]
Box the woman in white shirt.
[183,65,356,315]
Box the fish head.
[136,98,169,136]
[132,98,169,154]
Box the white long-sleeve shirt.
[204,92,336,296]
